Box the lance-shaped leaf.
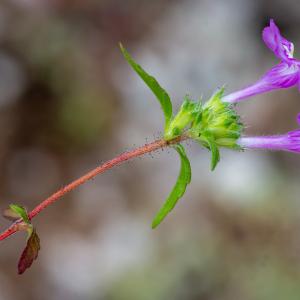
[120,43,173,130]
[152,144,191,228]
[18,228,40,275]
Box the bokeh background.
[0,0,300,299]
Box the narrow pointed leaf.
[120,43,173,129]
[152,144,191,228]
[18,228,40,274]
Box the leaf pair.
[3,204,40,274]
[120,44,192,227]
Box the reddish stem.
[0,136,184,241]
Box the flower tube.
[238,129,300,153]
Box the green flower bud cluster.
[164,96,202,141]
[120,44,244,229]
[189,88,243,148]
[164,88,243,170]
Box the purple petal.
[262,19,294,62]
[264,62,299,88]
[223,19,300,103]
[222,62,300,103]
[238,129,300,153]
[297,113,300,125]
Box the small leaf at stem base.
[3,204,30,224]
[18,228,40,275]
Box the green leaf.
[152,144,191,228]
[120,43,173,130]
[8,204,30,224]
[204,137,220,171]
[18,228,40,274]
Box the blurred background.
[0,0,300,299]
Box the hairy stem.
[0,135,185,241]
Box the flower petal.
[297,113,300,125]
[222,62,299,103]
[264,62,299,88]
[298,69,300,91]
[238,129,300,153]
[262,19,294,62]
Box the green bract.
[121,45,243,227]
[188,88,243,170]
[164,96,201,141]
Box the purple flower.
[238,114,300,152]
[223,19,300,103]
[238,131,300,153]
